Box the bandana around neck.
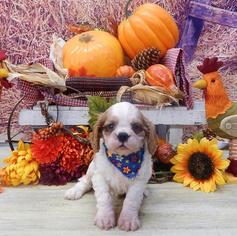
[104,144,145,179]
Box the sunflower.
[171,138,230,192]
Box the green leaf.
[87,96,116,128]
[192,131,204,142]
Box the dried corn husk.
[49,35,68,77]
[117,70,181,107]
[117,84,178,107]
[4,60,66,91]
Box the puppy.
[65,102,157,231]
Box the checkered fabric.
[162,48,193,109]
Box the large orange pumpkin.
[63,30,124,77]
[118,3,179,59]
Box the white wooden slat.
[19,101,206,126]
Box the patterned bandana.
[104,144,145,179]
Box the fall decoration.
[36,122,63,140]
[118,2,179,59]
[88,96,116,128]
[171,138,230,192]
[39,161,88,186]
[62,30,124,77]
[146,64,183,99]
[116,65,135,78]
[131,47,160,71]
[39,160,71,186]
[33,125,93,185]
[156,142,176,164]
[146,64,174,88]
[4,60,66,90]
[31,134,64,164]
[117,70,181,107]
[67,24,93,35]
[1,140,40,186]
[66,76,132,92]
[60,133,93,173]
[193,57,237,179]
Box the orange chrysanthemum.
[171,138,230,192]
[31,134,64,164]
[60,134,93,173]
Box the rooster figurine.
[193,57,237,181]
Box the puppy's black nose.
[117,132,129,143]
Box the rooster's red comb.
[197,57,223,74]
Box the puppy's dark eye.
[131,123,143,133]
[211,79,215,83]
[103,123,115,132]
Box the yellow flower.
[1,140,40,186]
[171,138,230,193]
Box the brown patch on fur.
[90,111,107,153]
[141,115,158,155]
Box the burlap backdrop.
[0,0,236,141]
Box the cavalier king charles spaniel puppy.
[65,102,157,231]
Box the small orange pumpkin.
[116,65,135,77]
[118,3,179,59]
[146,64,176,90]
[63,30,124,77]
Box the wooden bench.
[18,101,206,146]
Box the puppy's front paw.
[65,187,83,200]
[118,212,141,231]
[94,210,115,230]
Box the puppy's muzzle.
[117,132,130,143]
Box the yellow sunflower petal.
[209,176,217,192]
[199,182,206,192]
[215,159,230,170]
[190,180,200,191]
[214,169,226,185]
[183,176,194,187]
[173,172,186,183]
[199,138,209,152]
[203,180,213,193]
[170,158,178,165]
[173,154,187,162]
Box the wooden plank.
[168,127,184,146]
[0,182,237,236]
[189,1,237,28]
[19,101,206,126]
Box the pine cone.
[131,47,160,71]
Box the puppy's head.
[91,102,157,156]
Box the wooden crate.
[19,101,206,146]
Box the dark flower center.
[188,152,214,180]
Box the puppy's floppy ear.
[142,115,158,155]
[90,112,107,153]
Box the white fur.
[65,102,154,231]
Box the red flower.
[31,134,64,164]
[60,134,93,173]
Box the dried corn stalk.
[117,70,181,107]
[4,60,66,91]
